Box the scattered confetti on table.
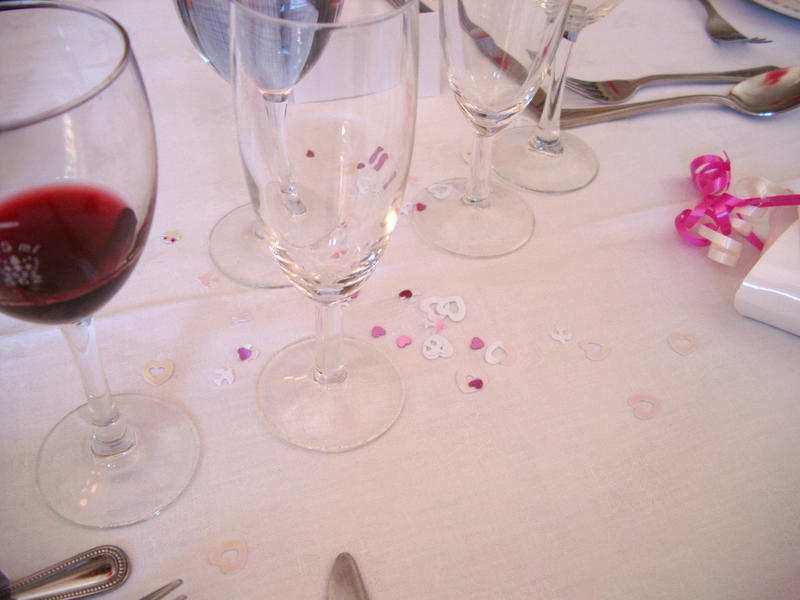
[628,394,660,420]
[484,341,515,365]
[141,359,174,386]
[209,540,248,575]
[396,335,412,348]
[470,336,485,350]
[578,340,610,361]
[371,326,387,338]
[456,368,487,393]
[667,332,698,356]
[160,230,181,244]
[237,344,259,362]
[213,368,235,386]
[422,334,453,359]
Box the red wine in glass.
[0,182,151,324]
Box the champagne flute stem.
[465,131,493,207]
[61,318,135,457]
[530,28,579,155]
[314,303,346,385]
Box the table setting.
[1,0,799,599]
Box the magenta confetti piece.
[396,335,412,348]
[468,378,484,390]
[415,203,426,212]
[398,289,413,299]
[237,347,252,361]
[470,337,484,350]
[306,149,315,157]
[357,162,365,169]
[371,326,387,338]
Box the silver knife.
[327,553,370,600]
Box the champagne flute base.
[209,204,291,289]
[256,337,404,452]
[493,126,599,193]
[411,177,535,257]
[36,394,200,528]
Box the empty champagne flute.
[0,2,200,527]
[232,0,418,451]
[411,0,570,257]
[493,0,623,193]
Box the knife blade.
[327,553,370,600]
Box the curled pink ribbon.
[675,153,800,265]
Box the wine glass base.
[493,126,599,193]
[411,177,534,257]
[256,337,404,452]
[36,394,200,528]
[209,204,290,289]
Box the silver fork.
[138,579,187,600]
[696,0,771,43]
[565,65,779,103]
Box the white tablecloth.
[2,1,800,598]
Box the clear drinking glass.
[174,0,296,289]
[232,0,419,451]
[493,0,623,193]
[0,2,200,527]
[411,0,570,257]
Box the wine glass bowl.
[232,0,418,451]
[411,0,570,257]
[0,2,199,528]
[493,0,623,193]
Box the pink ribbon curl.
[675,153,800,266]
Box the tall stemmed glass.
[493,1,622,193]
[232,0,418,451]
[174,0,340,289]
[0,2,200,527]
[411,0,570,258]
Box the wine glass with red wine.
[173,0,341,289]
[0,2,200,528]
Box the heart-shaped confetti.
[397,335,412,348]
[667,332,697,356]
[398,289,413,299]
[415,202,427,212]
[371,326,387,338]
[485,341,515,365]
[579,340,610,361]
[237,344,259,362]
[213,368,235,386]
[456,368,487,393]
[422,334,453,359]
[142,359,175,386]
[550,328,572,344]
[628,394,661,420]
[470,337,484,350]
[306,149,315,157]
[209,540,248,575]
[426,183,453,200]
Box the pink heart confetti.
[396,335,412,348]
[398,289,413,299]
[306,149,315,157]
[667,332,698,356]
[357,162,365,169]
[578,340,610,361]
[415,202,427,212]
[371,326,387,338]
[628,394,661,420]
[468,378,484,390]
[470,337,484,350]
[209,540,248,575]
[237,346,252,361]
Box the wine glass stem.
[61,318,135,457]
[263,97,306,216]
[530,28,579,155]
[465,131,493,207]
[314,303,346,385]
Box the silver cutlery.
[696,0,771,43]
[328,553,370,600]
[566,65,780,103]
[530,67,800,128]
[0,546,129,600]
[137,579,186,600]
